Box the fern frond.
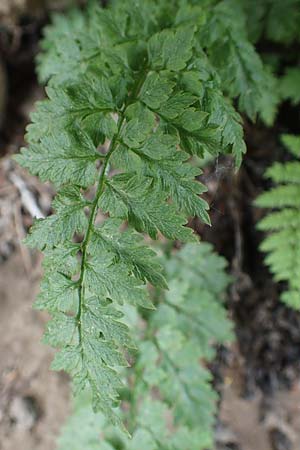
[256,134,300,308]
[57,243,233,450]
[16,0,243,426]
[239,0,300,45]
[265,0,300,44]
[200,0,279,122]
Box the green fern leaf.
[90,219,167,289]
[101,174,196,241]
[16,129,99,187]
[265,0,300,44]
[16,0,250,427]
[256,134,300,308]
[201,0,279,121]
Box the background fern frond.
[256,135,300,308]
[199,0,280,123]
[57,243,233,450]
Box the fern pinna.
[256,135,300,308]
[56,243,233,450]
[15,0,267,426]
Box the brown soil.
[217,343,300,450]
[0,252,70,450]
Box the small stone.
[269,428,292,450]
[9,395,40,430]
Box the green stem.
[76,66,149,342]
[76,115,124,338]
[164,298,202,328]
[153,336,196,404]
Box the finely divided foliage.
[56,244,233,450]
[240,0,300,113]
[256,135,300,309]
[16,0,270,427]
